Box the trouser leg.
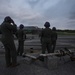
[9,41,17,64]
[17,40,20,54]
[20,41,24,55]
[3,44,11,66]
[47,43,52,53]
[11,49,17,64]
[52,42,56,52]
[42,43,46,54]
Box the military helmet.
[19,24,24,29]
[4,16,12,23]
[52,27,56,31]
[44,22,50,28]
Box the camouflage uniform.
[0,16,17,67]
[16,24,26,56]
[41,22,52,54]
[51,27,57,52]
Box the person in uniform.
[51,27,57,52]
[0,16,19,67]
[40,22,52,54]
[16,24,26,56]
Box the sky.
[0,0,75,30]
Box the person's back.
[51,31,57,42]
[0,17,17,45]
[1,22,16,39]
[42,28,52,38]
[41,22,52,54]
[41,28,52,43]
[17,29,24,40]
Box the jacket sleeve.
[6,23,17,32]
[56,33,58,40]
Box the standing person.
[16,24,26,56]
[51,27,57,53]
[0,16,19,67]
[40,22,52,54]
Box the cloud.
[0,0,75,29]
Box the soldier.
[16,24,26,56]
[0,16,19,67]
[40,22,52,54]
[51,27,57,52]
